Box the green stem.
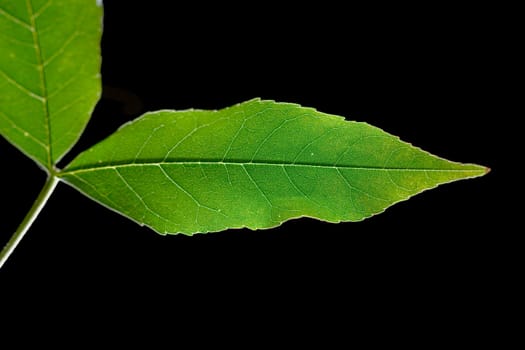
[0,175,59,269]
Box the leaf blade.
[0,0,102,169]
[61,99,487,234]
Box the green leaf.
[60,99,487,235]
[0,0,102,170]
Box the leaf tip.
[471,163,490,178]
[468,164,490,180]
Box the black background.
[0,1,504,341]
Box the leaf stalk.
[0,175,59,269]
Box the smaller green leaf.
[60,99,487,235]
[0,0,102,169]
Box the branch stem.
[0,175,59,269]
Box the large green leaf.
[0,0,102,169]
[60,99,487,235]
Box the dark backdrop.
[0,1,501,341]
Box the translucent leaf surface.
[60,99,487,235]
[0,0,102,169]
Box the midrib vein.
[61,160,485,176]
[27,0,52,169]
